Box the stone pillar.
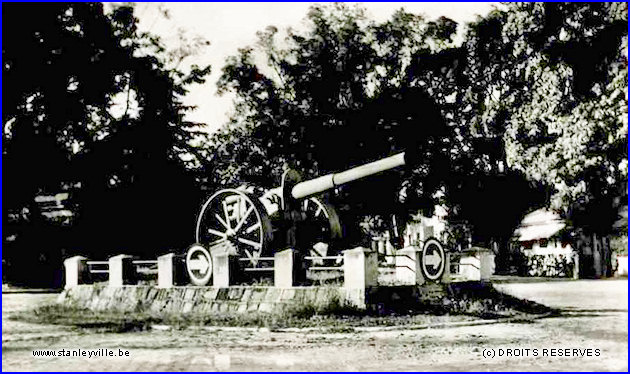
[63,256,89,289]
[442,253,452,283]
[274,248,295,287]
[210,246,237,287]
[108,254,137,286]
[343,247,377,308]
[459,253,481,281]
[158,253,179,288]
[395,246,425,285]
[479,252,495,281]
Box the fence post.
[274,248,295,287]
[395,246,425,285]
[459,252,481,281]
[158,253,179,288]
[343,247,377,308]
[479,251,496,281]
[108,254,136,286]
[63,256,89,289]
[210,245,237,287]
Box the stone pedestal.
[395,246,425,285]
[274,248,295,288]
[479,251,495,281]
[343,247,377,307]
[456,248,495,282]
[63,256,89,289]
[211,246,237,287]
[108,254,137,286]
[158,253,183,288]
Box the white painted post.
[343,247,377,307]
[479,252,495,281]
[63,256,88,289]
[274,248,294,287]
[158,253,176,288]
[459,253,481,281]
[395,246,425,285]
[108,254,136,286]
[443,253,452,283]
[210,246,231,287]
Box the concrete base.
[57,283,450,315]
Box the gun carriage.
[190,152,444,285]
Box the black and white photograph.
[2,2,628,371]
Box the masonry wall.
[57,283,449,315]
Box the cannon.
[193,152,407,267]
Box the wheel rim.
[302,197,343,263]
[196,189,272,266]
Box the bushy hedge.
[522,253,575,277]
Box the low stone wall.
[57,283,449,315]
[59,284,355,315]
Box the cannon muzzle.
[291,152,406,199]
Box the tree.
[214,4,461,246]
[462,2,628,234]
[2,3,211,285]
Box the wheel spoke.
[238,237,262,249]
[245,222,260,234]
[207,228,227,238]
[215,214,229,230]
[222,200,232,230]
[234,204,254,232]
[209,238,227,246]
[243,249,259,266]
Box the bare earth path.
[2,279,627,371]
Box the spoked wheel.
[196,189,273,267]
[302,196,342,260]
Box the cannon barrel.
[291,152,406,199]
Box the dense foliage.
[2,3,211,285]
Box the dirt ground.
[2,279,627,371]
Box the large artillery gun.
[193,152,408,271]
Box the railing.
[304,255,343,271]
[133,260,158,275]
[238,257,275,272]
[86,259,160,277]
[86,260,109,274]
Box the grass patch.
[11,303,477,332]
[11,304,160,333]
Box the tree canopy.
[214,5,459,224]
[212,2,627,253]
[2,3,211,285]
[463,3,628,234]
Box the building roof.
[514,208,566,242]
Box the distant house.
[513,209,576,277]
[513,208,619,278]
[514,209,573,255]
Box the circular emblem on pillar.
[186,244,213,286]
[421,238,446,281]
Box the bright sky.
[131,2,499,133]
